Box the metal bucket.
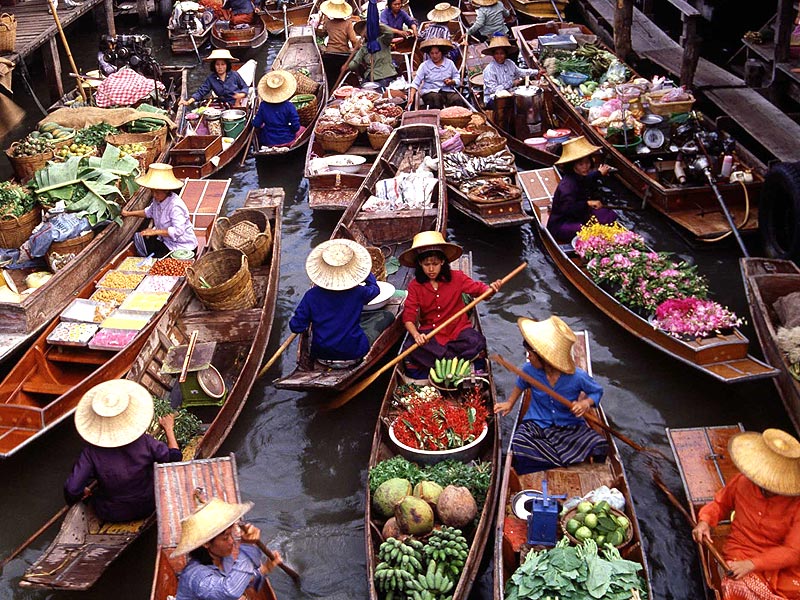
[513,85,543,139]
[221,109,247,138]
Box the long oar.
[257,332,298,379]
[490,353,668,460]
[46,0,86,103]
[324,262,528,410]
[188,28,203,65]
[254,539,301,583]
[652,471,733,577]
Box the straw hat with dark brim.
[729,429,800,496]
[353,19,369,36]
[398,231,463,268]
[306,239,373,290]
[135,162,184,190]
[420,37,455,52]
[427,2,460,22]
[170,498,254,557]
[555,135,602,165]
[75,380,155,448]
[481,34,518,57]
[517,316,577,374]
[320,0,353,19]
[204,49,240,63]
[257,70,298,104]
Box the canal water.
[0,12,792,600]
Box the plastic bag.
[561,485,626,514]
[604,60,629,85]
[598,98,621,117]
[441,133,464,154]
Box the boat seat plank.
[518,461,615,500]
[703,357,777,381]
[46,349,110,365]
[660,205,759,237]
[21,380,72,396]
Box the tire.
[759,161,800,262]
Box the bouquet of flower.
[652,297,743,339]
[573,217,647,259]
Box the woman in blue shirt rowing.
[252,70,303,149]
[494,316,608,474]
[180,49,249,108]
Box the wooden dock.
[577,0,800,165]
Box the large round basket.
[46,230,95,271]
[6,146,53,182]
[560,506,633,549]
[0,14,17,54]
[290,69,319,95]
[209,208,272,267]
[186,249,256,311]
[439,114,471,128]
[105,132,158,171]
[0,207,42,249]
[318,130,358,154]
[122,123,169,156]
[464,136,507,158]
[366,246,386,280]
[291,94,318,127]
[367,130,390,150]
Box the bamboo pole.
[46,0,87,102]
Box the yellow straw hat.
[135,163,184,191]
[398,231,463,268]
[471,0,498,6]
[74,380,155,448]
[555,136,602,165]
[729,429,800,496]
[427,2,460,22]
[305,239,373,290]
[481,35,518,57]
[320,0,353,19]
[420,37,455,52]
[257,70,298,103]
[517,316,577,374]
[204,49,240,63]
[171,498,254,557]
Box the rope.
[699,179,750,243]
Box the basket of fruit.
[561,500,633,549]
[105,133,157,171]
[53,142,99,161]
[5,134,55,182]
[428,357,472,392]
[37,123,76,149]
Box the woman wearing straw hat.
[174,498,282,600]
[63,380,182,522]
[380,0,417,39]
[692,429,800,599]
[399,231,502,377]
[465,0,510,41]
[349,21,398,91]
[179,49,249,108]
[122,163,198,258]
[252,70,304,149]
[493,316,608,474]
[316,0,360,87]
[546,136,618,243]
[289,239,394,364]
[419,3,462,63]
[407,38,463,109]
[481,34,536,108]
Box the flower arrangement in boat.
[573,218,646,256]
[652,297,743,339]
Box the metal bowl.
[364,280,395,311]
[324,154,366,174]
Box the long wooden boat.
[520,165,778,383]
[741,257,800,432]
[512,21,768,240]
[508,0,566,20]
[366,252,501,600]
[211,17,268,49]
[171,60,257,179]
[259,0,313,37]
[169,23,214,54]
[253,25,328,158]
[152,455,278,600]
[17,188,282,591]
[667,424,744,599]
[493,330,652,598]
[276,123,446,390]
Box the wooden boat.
[151,454,278,600]
[0,178,229,461]
[511,21,768,240]
[366,252,501,600]
[276,123,446,390]
[211,16,268,49]
[493,331,652,599]
[666,424,744,599]
[741,258,800,432]
[253,25,328,158]
[169,22,214,54]
[508,0,566,21]
[520,165,778,383]
[457,0,518,38]
[260,0,313,37]
[17,187,282,591]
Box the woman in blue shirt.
[380,0,417,39]
[494,316,608,474]
[407,39,463,109]
[180,49,249,108]
[252,70,303,148]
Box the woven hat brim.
[472,0,498,6]
[427,7,460,21]
[517,316,576,374]
[398,242,462,268]
[729,431,800,496]
[321,0,353,18]
[135,164,184,190]
[306,239,373,290]
[75,380,155,448]
[555,136,602,165]
[258,70,298,103]
[420,37,455,51]
[170,500,254,557]
[481,43,518,56]
[204,49,240,62]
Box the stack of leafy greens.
[0,182,37,217]
[149,396,203,448]
[31,145,140,225]
[505,538,647,600]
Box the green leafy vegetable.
[149,396,203,448]
[75,123,120,146]
[368,455,423,492]
[0,182,36,217]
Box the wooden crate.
[170,135,222,165]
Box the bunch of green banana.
[429,358,471,387]
[422,527,469,578]
[790,361,800,382]
[404,560,454,599]
[375,538,424,597]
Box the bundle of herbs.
[0,182,37,217]
[149,396,203,448]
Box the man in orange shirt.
[692,428,800,600]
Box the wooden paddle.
[324,262,528,410]
[652,471,733,577]
[490,353,667,459]
[236,519,301,583]
[257,332,298,380]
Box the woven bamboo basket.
[221,25,255,40]
[5,146,53,182]
[366,246,386,280]
[0,14,16,54]
[367,130,390,150]
[318,130,358,153]
[186,248,256,310]
[0,207,42,249]
[105,132,158,170]
[209,208,272,267]
[51,134,76,150]
[291,70,319,95]
[439,114,471,128]
[646,89,695,116]
[46,230,95,270]
[291,94,318,127]
[464,136,507,158]
[122,124,169,156]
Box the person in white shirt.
[407,38,464,109]
[481,34,536,107]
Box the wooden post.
[42,36,64,104]
[774,0,794,64]
[640,0,654,19]
[104,0,116,37]
[679,14,700,88]
[613,0,633,63]
[137,0,149,24]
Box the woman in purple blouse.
[380,0,417,39]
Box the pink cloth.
[95,68,167,108]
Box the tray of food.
[100,309,153,331]
[117,256,157,273]
[96,270,146,290]
[89,288,130,307]
[119,291,171,313]
[136,275,182,294]
[47,321,100,346]
[88,328,139,351]
[60,298,117,323]
[149,257,193,277]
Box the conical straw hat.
[257,70,297,103]
[135,163,184,190]
[517,316,576,374]
[320,0,353,19]
[74,380,155,448]
[471,0,498,7]
[420,37,455,52]
[398,231,463,268]
[305,239,372,290]
[171,498,254,557]
[729,429,800,496]
[481,34,518,56]
[204,49,240,63]
[555,136,601,165]
[427,3,460,22]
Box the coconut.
[413,480,443,507]
[395,496,434,535]
[437,485,478,528]
[382,517,403,540]
[373,478,412,518]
